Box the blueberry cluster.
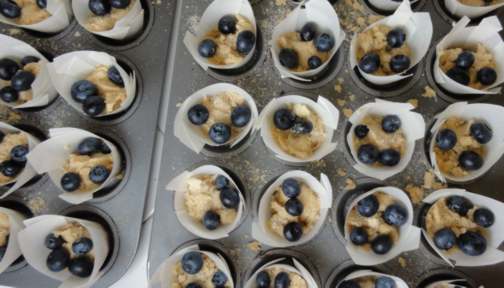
[339,275,396,288]
[432,196,492,256]
[273,108,313,134]
[70,66,124,116]
[256,270,291,288]
[88,0,130,17]
[446,51,497,87]
[349,194,408,255]
[201,175,240,231]
[0,0,46,19]
[279,178,305,242]
[44,232,94,278]
[358,28,410,74]
[180,251,229,288]
[0,132,29,180]
[0,56,39,103]
[354,115,402,167]
[60,137,112,192]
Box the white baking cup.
[251,170,332,248]
[349,0,433,86]
[243,257,318,288]
[421,188,504,267]
[149,244,234,288]
[26,128,121,204]
[368,0,420,12]
[433,16,504,95]
[73,0,144,40]
[336,269,408,288]
[426,279,470,288]
[444,0,504,18]
[18,215,109,288]
[0,207,25,274]
[48,50,136,118]
[174,83,259,153]
[428,102,504,183]
[166,164,246,240]
[346,99,425,181]
[270,0,346,82]
[0,122,40,198]
[0,34,58,109]
[183,0,257,70]
[344,186,420,266]
[258,95,339,164]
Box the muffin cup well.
[335,269,408,288]
[349,0,433,86]
[0,207,25,274]
[444,0,504,18]
[368,0,420,12]
[433,16,504,95]
[26,128,122,204]
[270,0,345,82]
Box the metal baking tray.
[0,0,176,286]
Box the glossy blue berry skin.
[220,187,240,209]
[446,196,474,216]
[0,160,22,177]
[378,149,400,167]
[83,95,106,116]
[36,0,46,8]
[308,55,322,70]
[282,178,300,198]
[279,48,299,69]
[458,150,483,171]
[339,280,361,288]
[314,33,334,52]
[0,0,21,19]
[231,105,251,127]
[107,66,125,87]
[256,271,271,288]
[187,104,209,125]
[212,270,228,287]
[371,234,392,255]
[89,165,110,184]
[455,51,475,70]
[477,67,497,86]
[88,0,110,16]
[381,115,401,133]
[45,233,64,250]
[358,53,380,74]
[386,28,406,48]
[72,237,93,255]
[357,195,379,217]
[291,119,313,134]
[457,231,487,256]
[61,172,81,192]
[300,22,317,41]
[214,175,229,190]
[11,70,35,91]
[181,252,203,274]
[285,198,303,216]
[203,210,221,230]
[273,108,295,130]
[382,204,408,226]
[111,0,130,9]
[435,129,457,151]
[389,54,410,73]
[433,228,456,250]
[0,86,18,103]
[283,221,303,242]
[375,276,396,288]
[78,137,109,155]
[20,56,40,66]
[0,58,19,80]
[208,123,231,144]
[185,283,201,288]
[274,271,291,288]
[350,226,368,245]
[218,15,237,34]
[10,144,28,163]
[357,144,378,164]
[447,68,470,86]
[470,122,492,144]
[236,30,255,55]
[69,256,94,278]
[198,39,217,58]
[473,208,494,228]
[71,80,98,103]
[46,248,70,272]
[354,124,369,139]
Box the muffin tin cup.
[0,207,26,274]
[443,0,504,19]
[364,0,424,15]
[325,260,377,288]
[330,268,409,288]
[416,268,477,288]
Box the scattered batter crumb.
[398,256,407,268]
[27,196,46,214]
[343,108,353,118]
[422,86,436,98]
[334,84,343,93]
[247,240,262,253]
[74,31,81,37]
[348,94,356,102]
[423,170,447,190]
[337,168,347,177]
[336,99,346,107]
[405,184,424,204]
[7,28,22,36]
[345,178,356,190]
[407,99,418,109]
[275,0,286,6]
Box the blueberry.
[231,105,251,127]
[353,124,369,139]
[371,234,393,255]
[214,175,229,190]
[477,67,497,86]
[274,108,295,130]
[236,30,256,55]
[291,118,313,134]
[10,144,28,163]
[0,0,21,19]
[107,66,124,87]
[470,122,492,144]
[446,196,474,216]
[285,198,303,216]
[447,68,470,86]
[72,237,93,255]
[208,123,231,144]
[274,272,290,288]
[279,48,299,69]
[78,137,108,155]
[256,270,271,288]
[389,55,410,73]
[283,221,303,242]
[69,256,93,278]
[20,56,40,67]
[349,226,368,245]
[378,149,401,167]
[308,55,322,70]
[314,33,334,52]
[110,0,129,9]
[457,231,487,256]
[358,53,380,74]
[45,233,64,250]
[300,22,317,41]
[0,58,19,80]
[11,70,35,91]
[458,150,483,171]
[46,247,70,272]
[357,144,379,164]
[181,251,203,274]
[60,172,81,192]
[433,228,456,250]
[89,165,110,184]
[186,284,202,288]
[435,129,457,151]
[375,276,396,288]
[455,51,474,70]
[473,208,494,228]
[187,104,209,125]
[71,80,98,103]
[357,195,379,217]
[0,160,22,177]
[0,86,18,103]
[36,0,46,9]
[198,39,217,58]
[339,280,361,288]
[382,115,401,133]
[386,28,406,48]
[218,15,237,34]
[220,187,240,209]
[282,178,300,198]
[88,0,110,16]
[83,95,106,116]
[383,204,408,226]
[203,210,221,230]
[212,270,228,287]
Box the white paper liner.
[183,0,257,71]
[426,279,470,288]
[368,0,420,11]
[165,164,246,240]
[48,50,136,117]
[258,95,339,163]
[349,0,433,85]
[270,0,346,82]
[0,207,25,274]
[0,34,58,109]
[346,99,425,180]
[343,186,420,266]
[0,122,40,198]
[243,257,318,288]
[433,16,504,95]
[251,170,332,248]
[17,215,109,288]
[428,102,504,183]
[444,0,504,18]
[422,188,504,267]
[173,83,259,153]
[149,244,234,288]
[73,0,144,40]
[336,269,408,288]
[26,128,121,204]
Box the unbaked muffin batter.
[344,276,378,288]
[261,267,308,288]
[0,212,10,247]
[12,0,50,25]
[171,253,231,288]
[458,0,503,5]
[87,0,136,32]
[63,153,113,192]
[85,65,127,113]
[0,132,28,184]
[53,221,94,258]
[277,32,329,72]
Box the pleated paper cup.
[434,16,504,95]
[173,83,258,154]
[0,34,58,109]
[0,122,40,198]
[48,51,136,118]
[368,0,420,12]
[0,207,25,274]
[343,186,420,266]
[259,95,339,164]
[243,257,318,288]
[444,0,504,18]
[26,128,121,204]
[421,188,504,267]
[346,100,425,181]
[428,102,504,183]
[73,0,144,40]
[251,170,332,248]
[166,164,246,240]
[349,0,433,85]
[425,279,471,288]
[270,0,346,82]
[17,215,109,288]
[336,270,408,288]
[183,0,257,70]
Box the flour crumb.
[345,178,356,190]
[275,0,286,6]
[336,99,346,107]
[247,241,262,253]
[407,99,419,109]
[422,86,437,98]
[405,184,424,204]
[423,170,447,190]
[398,256,407,268]
[337,168,347,177]
[343,108,353,118]
[348,94,356,102]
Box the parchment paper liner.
[368,0,420,12]
[349,0,433,85]
[183,0,257,71]
[270,0,346,82]
[149,244,235,288]
[346,99,425,181]
[421,188,504,267]
[0,122,40,198]
[0,0,71,33]
[0,207,25,274]
[433,16,504,95]
[166,164,246,240]
[26,128,121,204]
[258,95,339,163]
[48,50,136,118]
[343,186,420,266]
[336,269,408,288]
[0,34,58,109]
[243,257,318,288]
[173,83,259,154]
[444,0,504,18]
[426,279,470,288]
[73,0,144,40]
[17,215,109,288]
[428,102,504,183]
[251,170,332,248]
